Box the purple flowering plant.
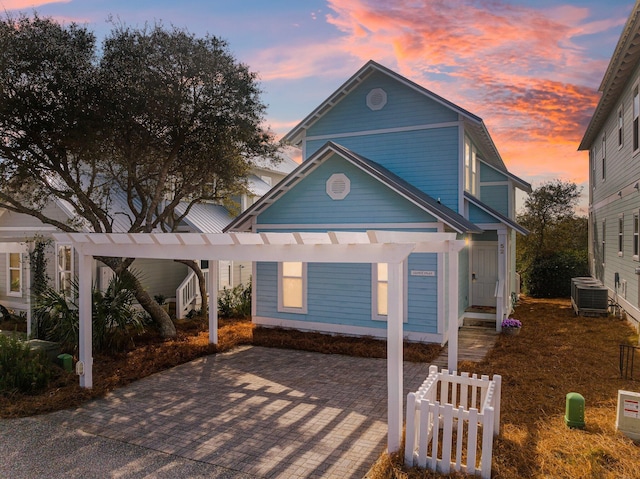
[501,318,522,328]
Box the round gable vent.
[326,173,351,200]
[366,88,387,111]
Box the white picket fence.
[405,365,502,478]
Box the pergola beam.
[56,231,465,454]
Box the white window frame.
[634,83,639,153]
[618,105,624,149]
[464,137,478,195]
[371,262,408,322]
[602,220,606,267]
[618,214,624,257]
[278,261,307,314]
[602,132,606,181]
[6,252,22,297]
[634,213,639,260]
[57,243,74,297]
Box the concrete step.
[462,317,496,328]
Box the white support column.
[78,252,93,388]
[448,242,459,372]
[497,232,507,332]
[208,260,219,344]
[387,260,404,453]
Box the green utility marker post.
[565,392,586,429]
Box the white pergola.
[52,230,465,453]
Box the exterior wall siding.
[305,127,460,211]
[307,71,458,138]
[589,60,640,326]
[479,185,509,216]
[257,154,439,226]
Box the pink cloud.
[0,0,69,9]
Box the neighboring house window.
[57,244,73,296]
[372,263,388,320]
[602,133,606,180]
[7,253,22,297]
[464,137,478,195]
[634,84,639,152]
[619,215,624,256]
[634,213,639,259]
[278,262,307,313]
[602,220,606,266]
[618,105,624,148]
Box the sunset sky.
[2,0,637,211]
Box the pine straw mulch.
[0,316,441,418]
[371,296,640,479]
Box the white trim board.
[305,121,461,141]
[255,223,442,231]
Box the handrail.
[175,267,210,319]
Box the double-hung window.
[372,263,388,320]
[7,253,22,297]
[278,262,307,313]
[634,84,639,152]
[619,215,624,256]
[57,244,73,297]
[602,220,606,266]
[634,213,639,259]
[602,133,606,181]
[618,105,624,148]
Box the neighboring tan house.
[579,2,640,328]
[226,61,530,344]
[0,152,297,327]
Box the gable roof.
[579,3,640,150]
[464,192,529,236]
[283,60,510,174]
[224,141,484,235]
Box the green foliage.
[34,274,145,352]
[517,180,587,297]
[525,250,589,298]
[28,235,52,298]
[0,334,52,396]
[218,281,252,319]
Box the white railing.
[405,365,501,479]
[175,268,209,319]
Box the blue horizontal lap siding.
[468,203,497,225]
[307,71,459,138]
[479,185,509,216]
[306,127,460,212]
[256,256,439,334]
[479,163,507,182]
[406,254,438,333]
[257,154,438,226]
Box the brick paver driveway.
[51,346,432,478]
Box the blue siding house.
[226,61,530,344]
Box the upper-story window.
[634,213,639,259]
[618,105,624,149]
[464,137,478,195]
[602,133,606,181]
[633,84,639,152]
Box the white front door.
[471,242,498,307]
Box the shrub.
[33,274,145,353]
[218,281,252,318]
[0,334,52,396]
[524,250,589,298]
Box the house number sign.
[411,270,436,277]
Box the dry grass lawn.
[372,296,640,479]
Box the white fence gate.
[405,365,502,478]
